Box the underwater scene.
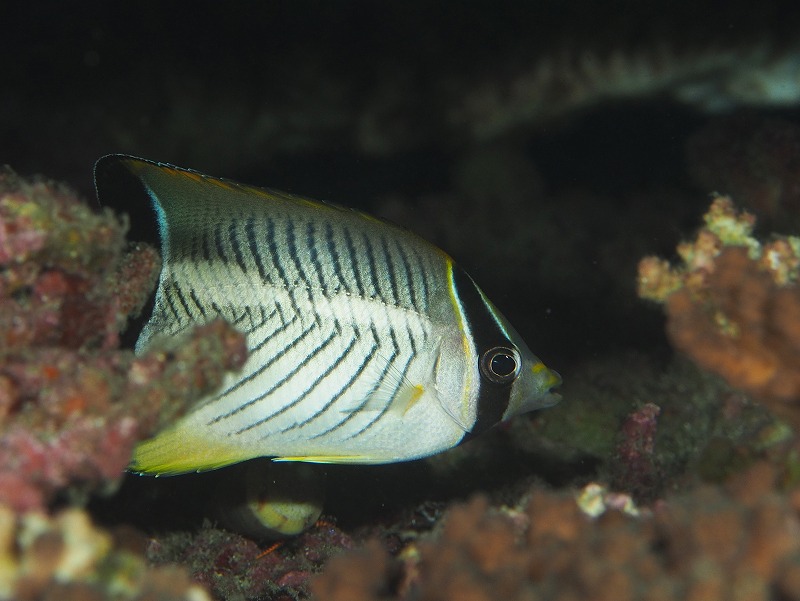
[3,1,800,599]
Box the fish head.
[446,261,562,436]
[455,323,561,440]
[471,323,562,425]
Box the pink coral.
[611,403,661,498]
[0,168,133,350]
[0,321,246,512]
[0,168,248,513]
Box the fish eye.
[480,346,521,385]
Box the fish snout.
[531,362,562,408]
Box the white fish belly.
[185,287,466,462]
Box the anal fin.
[272,455,372,464]
[130,425,252,476]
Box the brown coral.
[312,464,800,601]
[666,247,800,407]
[638,196,800,427]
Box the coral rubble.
[147,520,356,601]
[312,464,800,601]
[638,196,800,427]
[0,504,210,601]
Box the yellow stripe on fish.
[94,154,562,475]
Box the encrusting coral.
[0,168,248,513]
[638,196,800,428]
[0,319,246,512]
[0,168,248,598]
[312,463,800,601]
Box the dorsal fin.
[95,154,349,231]
[94,155,303,353]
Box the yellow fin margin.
[273,455,373,464]
[130,426,252,476]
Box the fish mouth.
[541,368,562,407]
[541,390,562,407]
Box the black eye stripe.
[448,263,515,435]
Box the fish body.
[95,155,561,475]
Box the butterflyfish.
[94,154,562,476]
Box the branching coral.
[638,196,800,427]
[312,464,800,601]
[455,41,800,139]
